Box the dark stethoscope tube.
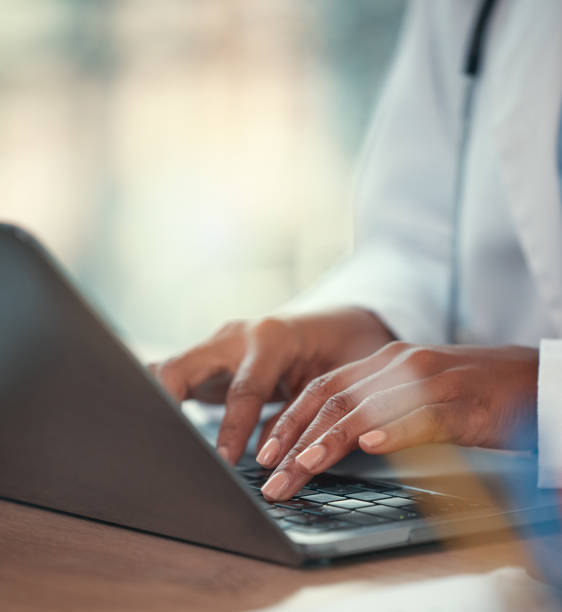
[464,0,498,77]
[447,0,498,342]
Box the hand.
[259,342,539,501]
[150,308,394,465]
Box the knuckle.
[274,407,302,435]
[382,340,411,357]
[286,442,307,460]
[321,393,353,421]
[325,425,352,448]
[303,374,334,401]
[227,378,261,402]
[405,347,439,373]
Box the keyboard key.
[244,481,267,489]
[302,505,350,516]
[300,493,346,504]
[312,476,343,487]
[236,465,259,473]
[299,507,329,517]
[267,507,298,519]
[293,488,317,498]
[357,505,417,520]
[275,500,321,511]
[345,491,391,502]
[301,481,323,490]
[376,497,416,508]
[327,498,373,510]
[242,469,272,479]
[315,484,365,496]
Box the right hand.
[150,307,394,465]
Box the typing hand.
[259,343,539,501]
[150,308,394,465]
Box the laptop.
[0,222,559,567]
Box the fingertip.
[150,359,189,402]
[261,470,289,501]
[256,437,280,467]
[358,429,388,454]
[217,445,232,464]
[295,444,327,473]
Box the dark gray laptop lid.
[0,224,302,566]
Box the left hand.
[259,342,539,501]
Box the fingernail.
[256,437,280,467]
[359,430,387,448]
[296,444,327,472]
[261,471,289,500]
[217,445,231,463]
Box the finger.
[217,349,289,465]
[358,402,455,455]
[294,376,444,475]
[257,363,375,469]
[262,400,358,500]
[258,341,409,470]
[150,345,229,402]
[260,381,405,501]
[286,354,462,473]
[256,404,289,454]
[263,365,460,500]
[260,461,315,502]
[255,374,313,456]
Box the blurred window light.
[0,0,405,354]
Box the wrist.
[283,307,395,366]
[340,307,396,360]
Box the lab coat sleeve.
[537,339,562,488]
[281,1,465,344]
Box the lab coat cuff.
[275,248,448,345]
[537,339,562,488]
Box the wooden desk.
[1,498,559,611]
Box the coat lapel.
[492,1,562,334]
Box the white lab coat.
[286,0,562,487]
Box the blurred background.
[0,0,405,356]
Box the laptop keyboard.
[236,465,486,534]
